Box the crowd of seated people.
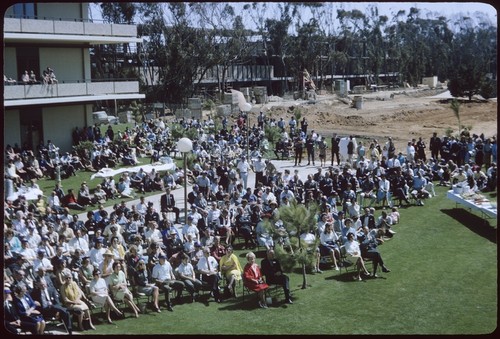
[4,108,498,330]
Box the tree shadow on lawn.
[217,294,292,311]
[324,273,385,282]
[441,208,497,243]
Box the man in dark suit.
[4,287,36,334]
[160,187,180,223]
[360,207,376,229]
[31,277,73,334]
[260,249,293,304]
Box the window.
[11,3,35,18]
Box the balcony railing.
[4,17,137,37]
[4,80,141,100]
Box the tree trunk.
[301,263,307,289]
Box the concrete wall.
[4,110,21,148]
[43,105,86,152]
[422,76,438,88]
[39,47,84,83]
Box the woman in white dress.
[344,232,370,281]
[89,269,123,324]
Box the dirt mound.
[258,88,497,151]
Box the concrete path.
[77,158,332,227]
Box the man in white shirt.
[33,249,54,272]
[237,156,251,189]
[87,237,106,268]
[135,196,148,216]
[68,229,89,254]
[376,174,392,208]
[47,191,64,213]
[196,247,221,303]
[151,254,185,311]
[252,156,267,188]
[182,216,200,243]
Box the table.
[446,190,497,220]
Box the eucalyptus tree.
[93,3,138,80]
[447,16,497,101]
[136,3,221,104]
[336,9,366,78]
[361,6,389,84]
[191,2,253,99]
[264,3,296,94]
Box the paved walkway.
[77,159,328,227]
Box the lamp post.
[241,103,252,159]
[177,137,193,223]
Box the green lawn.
[35,155,180,211]
[70,185,496,335]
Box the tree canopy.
[91,2,497,103]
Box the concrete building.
[3,3,145,152]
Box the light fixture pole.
[177,137,193,223]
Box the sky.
[342,1,496,17]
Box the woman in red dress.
[243,251,269,308]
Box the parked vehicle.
[92,111,118,125]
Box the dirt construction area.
[253,87,497,152]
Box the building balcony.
[4,80,144,106]
[4,17,142,45]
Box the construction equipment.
[303,69,317,91]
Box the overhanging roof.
[4,93,145,107]
[4,32,143,45]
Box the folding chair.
[339,245,373,276]
[132,285,152,313]
[45,315,70,334]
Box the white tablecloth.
[7,187,44,201]
[446,190,497,219]
[90,160,176,180]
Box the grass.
[35,155,180,212]
[71,184,496,335]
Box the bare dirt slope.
[257,88,497,151]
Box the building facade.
[3,3,144,152]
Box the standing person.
[430,132,441,160]
[252,155,267,188]
[331,136,340,166]
[347,136,355,166]
[243,252,269,309]
[416,137,427,162]
[387,137,396,159]
[260,249,293,304]
[306,134,316,166]
[318,137,327,167]
[237,155,251,189]
[257,111,265,129]
[293,135,304,166]
[300,117,308,134]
